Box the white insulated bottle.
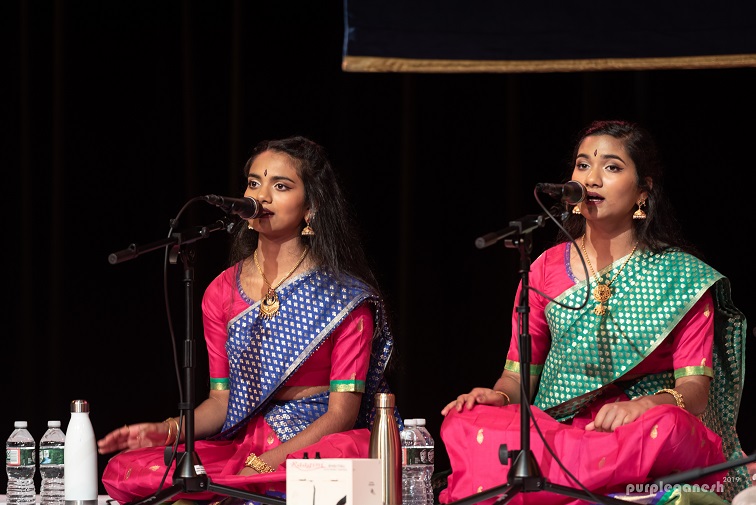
[64,400,98,505]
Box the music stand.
[109,215,285,505]
[449,212,630,505]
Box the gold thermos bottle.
[369,392,402,505]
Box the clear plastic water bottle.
[40,420,66,505]
[401,419,430,505]
[5,421,37,505]
[415,418,435,505]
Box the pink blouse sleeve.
[505,247,561,374]
[506,281,552,366]
[669,289,715,378]
[329,302,374,392]
[201,267,238,388]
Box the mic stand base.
[122,481,286,505]
[446,478,634,505]
[446,450,632,505]
[121,448,286,505]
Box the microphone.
[202,195,263,219]
[535,181,586,205]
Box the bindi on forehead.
[594,149,597,156]
[264,169,268,177]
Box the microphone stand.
[109,216,285,505]
[447,210,629,505]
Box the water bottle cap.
[416,418,426,425]
[70,399,90,413]
[404,419,416,427]
[373,392,395,408]
[48,420,61,428]
[14,421,27,428]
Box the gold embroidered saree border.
[675,365,714,380]
[330,379,366,393]
[210,378,230,390]
[504,359,543,375]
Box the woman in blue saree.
[97,136,399,503]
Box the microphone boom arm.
[475,212,555,250]
[108,216,234,265]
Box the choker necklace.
[580,236,638,316]
[253,246,310,319]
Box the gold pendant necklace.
[253,246,310,319]
[580,236,638,316]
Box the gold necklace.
[253,246,310,319]
[580,236,638,316]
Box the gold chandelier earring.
[572,203,582,215]
[633,198,647,220]
[301,213,315,236]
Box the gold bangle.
[655,388,685,409]
[493,390,511,405]
[163,417,177,445]
[244,453,275,474]
[170,417,180,442]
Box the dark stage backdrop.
[3,0,755,496]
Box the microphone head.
[563,180,586,205]
[235,196,261,219]
[202,194,262,219]
[535,181,586,205]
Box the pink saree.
[439,403,726,505]
[102,417,371,503]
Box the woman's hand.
[97,421,170,454]
[441,388,508,416]
[585,397,654,432]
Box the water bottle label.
[402,447,431,466]
[6,448,35,466]
[40,448,64,465]
[422,448,435,464]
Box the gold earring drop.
[633,198,647,220]
[301,214,315,236]
[572,203,582,215]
